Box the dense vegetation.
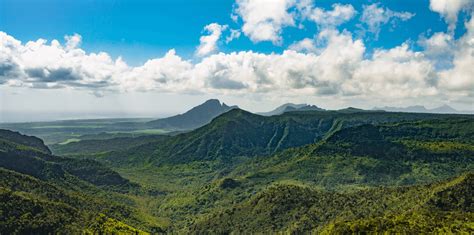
[0,130,160,233]
[1,109,473,233]
[190,173,473,233]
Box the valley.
[0,101,472,233]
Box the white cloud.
[429,0,472,32]
[118,49,193,92]
[0,25,472,105]
[0,32,126,89]
[233,0,296,44]
[419,32,453,55]
[360,3,414,39]
[288,38,316,53]
[304,3,356,28]
[348,44,438,98]
[193,29,364,95]
[438,17,474,96]
[196,23,228,57]
[226,29,241,43]
[418,32,454,69]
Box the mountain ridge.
[374,104,473,114]
[95,108,474,166]
[258,103,325,116]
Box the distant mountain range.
[147,100,474,132]
[258,103,325,116]
[147,99,238,130]
[374,104,473,114]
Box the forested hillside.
[190,173,473,233]
[86,109,472,166]
[0,130,161,233]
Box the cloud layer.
[2,17,473,102]
[0,0,473,106]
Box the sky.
[0,0,473,122]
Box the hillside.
[147,99,237,130]
[0,129,51,154]
[190,173,473,233]
[228,118,474,188]
[0,129,137,191]
[0,129,166,233]
[0,168,152,234]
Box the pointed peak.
[203,99,221,105]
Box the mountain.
[187,116,473,233]
[283,104,324,113]
[375,104,471,114]
[94,109,473,167]
[431,104,459,113]
[147,99,238,130]
[336,107,371,113]
[258,103,324,116]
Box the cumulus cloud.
[288,38,317,53]
[0,23,472,104]
[0,32,126,89]
[348,44,438,98]
[303,3,356,28]
[360,3,414,39]
[429,0,472,32]
[438,17,474,96]
[418,32,454,69]
[233,0,296,44]
[192,29,364,95]
[118,49,193,92]
[196,23,228,57]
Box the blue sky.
[0,0,473,121]
[1,0,469,63]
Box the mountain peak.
[203,99,221,105]
[259,103,323,116]
[147,99,238,130]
